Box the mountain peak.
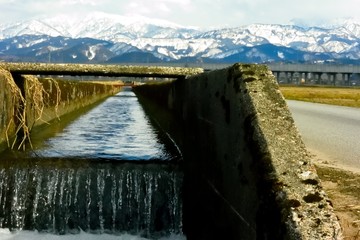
[1,13,360,64]
[0,11,198,40]
[44,11,187,30]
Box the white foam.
[0,229,186,240]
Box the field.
[280,85,360,239]
[280,85,360,108]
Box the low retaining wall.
[21,75,122,129]
[0,68,122,151]
[134,63,342,239]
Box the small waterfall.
[0,159,183,238]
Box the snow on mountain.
[0,12,197,40]
[199,23,360,54]
[0,20,64,39]
[1,12,360,63]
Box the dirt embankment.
[312,154,360,239]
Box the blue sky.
[0,0,359,28]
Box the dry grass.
[3,70,29,150]
[280,85,360,108]
[3,75,62,151]
[53,79,61,119]
[26,75,48,123]
[42,78,61,120]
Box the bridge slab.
[0,62,203,78]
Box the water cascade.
[0,159,183,238]
[0,89,184,239]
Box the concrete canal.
[25,88,181,161]
[0,87,185,239]
[0,63,344,239]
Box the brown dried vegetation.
[280,85,360,108]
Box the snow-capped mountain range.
[1,12,360,64]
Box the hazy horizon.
[0,0,359,28]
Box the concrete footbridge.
[0,62,204,78]
[0,62,343,239]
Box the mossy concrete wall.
[20,75,122,129]
[134,63,342,239]
[0,68,122,151]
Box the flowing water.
[0,88,184,240]
[31,88,181,161]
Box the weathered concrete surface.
[0,68,122,151]
[0,62,204,78]
[134,63,342,239]
[20,75,122,129]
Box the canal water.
[0,88,185,240]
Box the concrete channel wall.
[134,63,342,239]
[0,67,122,151]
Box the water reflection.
[0,88,185,239]
[31,89,181,161]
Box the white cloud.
[59,0,98,6]
[121,0,190,16]
[0,0,359,28]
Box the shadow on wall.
[134,63,342,240]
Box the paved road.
[287,100,360,170]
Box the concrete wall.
[134,63,342,239]
[20,75,122,129]
[0,68,122,151]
